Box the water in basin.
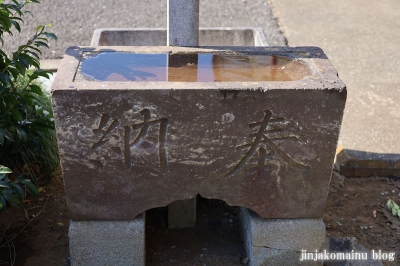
[80,52,310,82]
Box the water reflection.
[80,52,309,82]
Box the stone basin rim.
[52,45,345,92]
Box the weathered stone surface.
[52,46,346,220]
[336,149,400,178]
[250,247,322,266]
[90,27,269,46]
[239,207,326,251]
[89,27,269,230]
[68,215,145,266]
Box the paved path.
[3,0,285,58]
[272,0,400,158]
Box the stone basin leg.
[68,214,145,266]
[239,208,325,266]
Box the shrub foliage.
[0,0,57,210]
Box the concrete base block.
[239,207,325,266]
[251,247,322,266]
[69,214,145,266]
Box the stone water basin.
[52,46,346,220]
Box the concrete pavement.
[271,0,400,174]
[3,0,285,58]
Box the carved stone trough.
[52,46,346,221]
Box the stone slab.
[336,149,400,177]
[250,247,322,266]
[68,215,145,266]
[52,46,346,220]
[240,208,323,266]
[38,59,62,72]
[90,27,269,47]
[239,207,326,251]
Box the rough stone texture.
[68,215,145,266]
[89,26,269,229]
[168,0,199,46]
[250,247,322,266]
[336,149,400,177]
[90,27,269,47]
[52,46,346,220]
[90,27,268,230]
[239,207,326,251]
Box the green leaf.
[34,41,49,48]
[19,179,38,197]
[387,200,393,209]
[11,109,23,121]
[35,25,44,33]
[27,50,40,60]
[16,127,27,141]
[16,175,28,181]
[0,131,3,145]
[0,196,6,210]
[29,84,43,95]
[27,45,42,55]
[3,193,22,207]
[2,189,14,195]
[0,73,9,84]
[0,129,14,142]
[19,57,29,69]
[33,118,55,130]
[33,70,50,79]
[13,184,25,200]
[19,53,40,69]
[7,67,19,80]
[15,61,26,76]
[0,165,12,174]
[22,95,35,105]
[10,19,21,32]
[0,181,10,188]
[0,174,5,181]
[43,32,57,41]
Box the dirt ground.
[0,168,399,266]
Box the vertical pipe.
[167,0,199,229]
[167,0,199,46]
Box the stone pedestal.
[52,45,346,264]
[239,207,325,266]
[68,214,145,266]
